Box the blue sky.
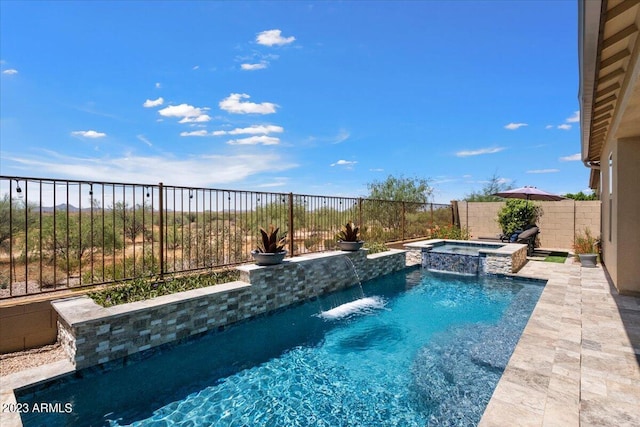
[0,0,587,203]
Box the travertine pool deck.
[480,259,640,427]
[1,258,639,426]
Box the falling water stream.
[318,256,385,320]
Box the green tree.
[0,194,36,250]
[366,175,433,202]
[363,175,433,242]
[563,191,598,201]
[0,194,38,267]
[464,173,513,202]
[113,202,146,243]
[41,210,122,272]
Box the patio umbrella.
[493,186,566,202]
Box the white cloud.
[2,69,18,75]
[137,135,152,146]
[566,111,580,123]
[241,62,268,71]
[526,169,560,174]
[155,82,162,89]
[143,97,164,108]
[504,122,528,130]
[560,153,581,162]
[192,65,200,70]
[227,125,283,135]
[219,93,278,114]
[546,112,579,131]
[71,130,106,138]
[158,103,211,123]
[432,178,457,185]
[256,29,295,46]
[369,168,384,172]
[178,114,211,124]
[332,129,350,144]
[180,130,210,137]
[455,147,505,157]
[227,136,280,145]
[256,180,288,188]
[3,151,298,188]
[331,159,357,167]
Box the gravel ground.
[0,343,67,377]
[0,280,79,299]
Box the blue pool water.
[430,243,502,256]
[18,269,544,427]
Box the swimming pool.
[18,269,544,426]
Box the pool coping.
[404,238,525,256]
[2,257,639,426]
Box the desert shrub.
[364,241,389,254]
[0,270,8,290]
[83,249,159,283]
[323,238,337,251]
[360,226,393,244]
[429,224,469,240]
[303,236,322,251]
[40,268,70,288]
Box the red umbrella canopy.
[493,186,566,201]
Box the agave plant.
[256,225,287,253]
[338,222,361,242]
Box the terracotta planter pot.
[337,241,364,251]
[251,250,287,266]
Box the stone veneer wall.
[418,243,528,275]
[53,249,406,370]
[483,246,528,274]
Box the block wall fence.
[0,301,58,353]
[456,200,601,250]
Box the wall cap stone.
[52,281,251,327]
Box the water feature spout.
[317,255,374,316]
[342,255,363,287]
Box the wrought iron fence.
[0,176,451,298]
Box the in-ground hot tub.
[404,239,529,275]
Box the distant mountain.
[41,204,80,213]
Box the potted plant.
[573,228,599,267]
[251,225,287,266]
[337,222,364,251]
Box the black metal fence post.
[159,182,164,279]
[401,202,406,241]
[288,192,294,256]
